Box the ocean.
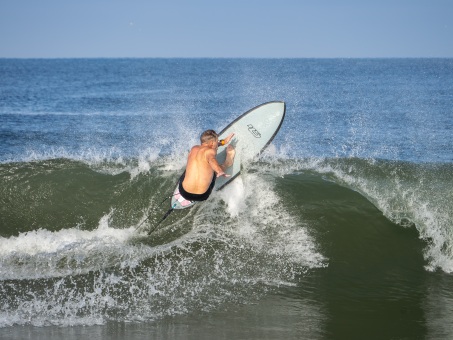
[0,58,452,339]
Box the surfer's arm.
[206,149,230,177]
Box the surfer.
[178,130,235,202]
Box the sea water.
[0,58,452,339]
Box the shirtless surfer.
[178,130,235,202]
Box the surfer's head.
[200,130,218,145]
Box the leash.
[146,203,177,235]
[135,193,175,232]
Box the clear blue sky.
[1,0,452,58]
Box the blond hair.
[200,130,218,144]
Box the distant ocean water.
[0,58,452,339]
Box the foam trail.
[0,214,139,280]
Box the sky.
[0,0,452,58]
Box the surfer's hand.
[217,171,230,178]
[226,144,235,152]
[224,133,235,144]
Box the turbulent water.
[0,58,452,339]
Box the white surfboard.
[171,101,286,210]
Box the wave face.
[0,155,452,327]
[0,157,326,327]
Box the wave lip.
[276,156,453,274]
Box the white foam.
[218,176,246,217]
[127,148,160,179]
[214,172,326,270]
[0,214,141,280]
